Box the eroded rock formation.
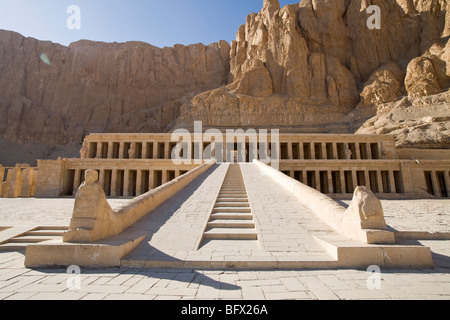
[0,31,230,146]
[174,0,449,137]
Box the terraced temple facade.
[8,132,447,200]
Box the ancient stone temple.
[15,132,448,200]
[14,130,447,269]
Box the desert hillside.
[0,0,449,166]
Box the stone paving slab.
[0,250,449,300]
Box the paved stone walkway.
[0,249,449,300]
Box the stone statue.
[343,186,387,230]
[128,144,135,159]
[64,169,119,243]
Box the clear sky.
[0,0,300,48]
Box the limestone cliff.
[174,0,449,139]
[0,30,230,146]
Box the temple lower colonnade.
[1,133,449,199]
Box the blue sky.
[0,0,300,47]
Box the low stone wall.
[0,164,37,198]
[63,159,216,243]
[253,160,394,244]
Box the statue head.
[84,169,99,185]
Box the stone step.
[203,228,258,240]
[214,202,249,207]
[213,207,252,213]
[0,243,35,251]
[218,192,247,196]
[26,230,66,237]
[216,197,248,202]
[8,235,62,243]
[210,212,253,220]
[207,220,255,228]
[35,226,69,231]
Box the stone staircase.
[202,164,257,242]
[0,226,68,251]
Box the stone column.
[118,142,124,159]
[96,142,103,159]
[327,170,334,194]
[164,142,170,159]
[299,143,304,160]
[123,170,130,197]
[367,144,373,159]
[153,142,159,160]
[376,170,383,193]
[302,170,307,185]
[222,141,227,163]
[289,170,294,179]
[99,170,105,190]
[315,170,321,192]
[332,143,338,160]
[136,169,142,196]
[107,142,114,159]
[10,166,23,198]
[3,169,12,197]
[311,144,316,160]
[111,170,118,197]
[334,171,342,194]
[162,170,168,185]
[0,166,4,197]
[287,142,293,160]
[149,170,155,189]
[364,171,371,189]
[142,142,148,159]
[321,143,327,160]
[355,144,361,160]
[430,171,441,197]
[29,168,37,197]
[351,170,358,190]
[21,168,31,198]
[389,170,396,194]
[443,171,450,198]
[73,169,81,196]
[340,171,347,193]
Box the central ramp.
[201,164,258,244]
[121,163,339,269]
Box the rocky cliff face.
[0,0,449,155]
[0,30,230,146]
[174,0,449,138]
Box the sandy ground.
[0,197,448,233]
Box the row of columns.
[89,141,172,160]
[282,141,382,160]
[71,168,186,197]
[86,140,384,161]
[426,170,450,198]
[284,168,403,195]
